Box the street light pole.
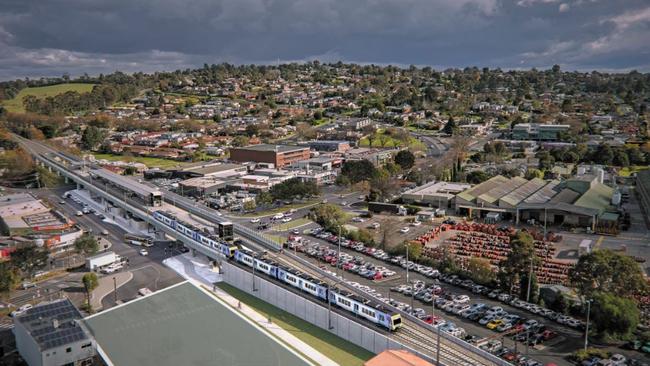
[584,299,592,351]
[337,225,342,279]
[526,256,533,302]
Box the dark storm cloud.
[0,0,649,79]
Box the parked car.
[400,227,410,233]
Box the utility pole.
[337,225,342,278]
[584,299,592,351]
[252,259,257,292]
[526,257,533,302]
[328,283,333,330]
[436,325,441,365]
[113,276,117,303]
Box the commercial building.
[511,123,570,141]
[304,140,351,152]
[401,181,471,208]
[178,177,227,197]
[0,193,83,253]
[455,174,617,230]
[342,148,395,167]
[13,299,95,366]
[229,144,311,168]
[83,282,310,366]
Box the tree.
[11,245,48,279]
[81,126,106,150]
[256,191,273,205]
[74,234,99,255]
[231,135,250,147]
[0,262,19,294]
[82,272,99,313]
[499,231,538,295]
[269,178,319,200]
[243,200,256,212]
[310,204,347,231]
[591,291,640,339]
[465,257,496,286]
[466,170,490,184]
[569,249,647,299]
[379,219,398,250]
[340,159,377,184]
[394,150,415,170]
[443,117,457,135]
[524,168,544,180]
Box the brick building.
[229,144,310,168]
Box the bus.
[124,233,154,247]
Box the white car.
[608,354,626,365]
[139,249,149,256]
[75,211,83,216]
[281,217,292,223]
[101,230,109,235]
[250,218,260,223]
[400,227,410,233]
[273,213,284,220]
[10,304,33,317]
[411,221,422,226]
[371,222,380,229]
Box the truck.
[368,202,407,216]
[86,251,119,271]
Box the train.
[152,210,403,331]
[152,211,237,258]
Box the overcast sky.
[1,0,649,80]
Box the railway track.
[251,244,499,366]
[16,135,504,366]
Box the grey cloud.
[0,0,649,80]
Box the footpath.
[163,254,338,366]
[91,271,133,311]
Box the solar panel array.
[37,326,87,350]
[16,300,88,350]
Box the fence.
[222,261,440,364]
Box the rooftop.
[365,350,434,366]
[84,282,310,366]
[404,181,471,197]
[181,162,246,176]
[15,299,88,351]
[91,168,162,197]
[233,144,309,153]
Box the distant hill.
[1,83,96,113]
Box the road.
[4,186,183,315]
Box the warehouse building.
[229,144,311,168]
[401,181,471,208]
[83,282,310,366]
[455,174,617,230]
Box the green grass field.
[272,218,312,231]
[359,132,426,150]
[2,83,96,113]
[240,200,320,218]
[92,153,190,169]
[217,283,374,366]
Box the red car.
[502,351,519,362]
[373,272,383,281]
[540,330,557,341]
[424,315,445,326]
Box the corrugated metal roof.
[499,178,547,207]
